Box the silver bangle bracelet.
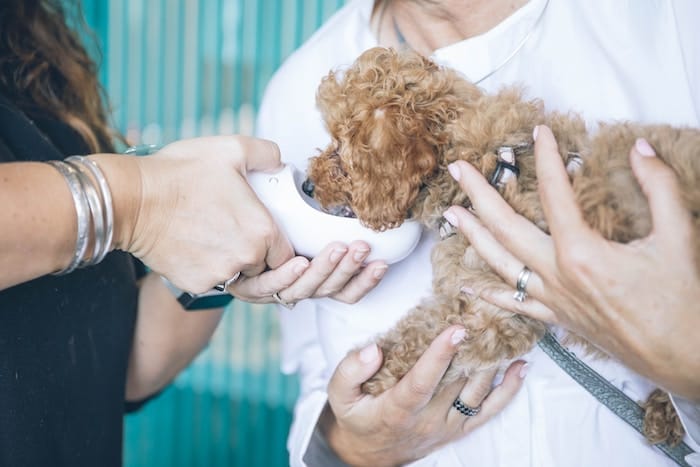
[79,157,114,263]
[48,160,91,275]
[66,156,114,265]
[65,159,105,267]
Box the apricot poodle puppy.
[304,47,699,446]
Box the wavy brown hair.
[0,0,115,152]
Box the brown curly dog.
[304,46,699,446]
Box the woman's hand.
[96,135,295,294]
[443,125,700,399]
[322,326,527,466]
[228,240,387,306]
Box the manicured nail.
[461,286,475,297]
[293,260,309,275]
[519,362,530,379]
[373,264,388,279]
[330,247,347,263]
[635,138,656,157]
[451,328,467,345]
[353,248,369,262]
[448,162,461,181]
[359,343,379,363]
[443,210,458,227]
[532,125,539,141]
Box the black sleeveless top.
[0,94,141,467]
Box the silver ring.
[272,291,296,310]
[453,397,481,417]
[513,266,532,302]
[214,271,241,293]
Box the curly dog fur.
[306,47,699,446]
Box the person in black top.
[0,1,382,466]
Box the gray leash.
[538,330,696,467]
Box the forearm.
[0,162,78,288]
[125,271,224,400]
[0,156,140,290]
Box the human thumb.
[240,137,283,172]
[327,344,383,412]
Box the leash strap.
[537,330,696,466]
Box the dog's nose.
[302,178,315,197]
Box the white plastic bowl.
[248,164,422,264]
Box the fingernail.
[448,162,461,181]
[519,362,530,379]
[443,210,458,227]
[635,138,656,157]
[461,286,475,297]
[293,260,309,275]
[532,125,539,141]
[330,247,347,263]
[353,248,369,262]
[451,328,466,345]
[372,264,388,279]
[359,343,379,363]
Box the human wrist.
[45,155,121,273]
[320,405,398,467]
[86,154,142,253]
[320,405,364,466]
[649,350,700,402]
[616,319,700,401]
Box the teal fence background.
[81,1,346,466]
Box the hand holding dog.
[444,125,700,400]
[321,326,527,466]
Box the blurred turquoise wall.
[81,1,345,466]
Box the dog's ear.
[317,71,350,138]
[347,107,439,231]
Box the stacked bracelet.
[47,160,91,274]
[67,156,114,265]
[48,156,115,274]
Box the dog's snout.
[302,178,315,197]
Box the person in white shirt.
[256,0,700,465]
